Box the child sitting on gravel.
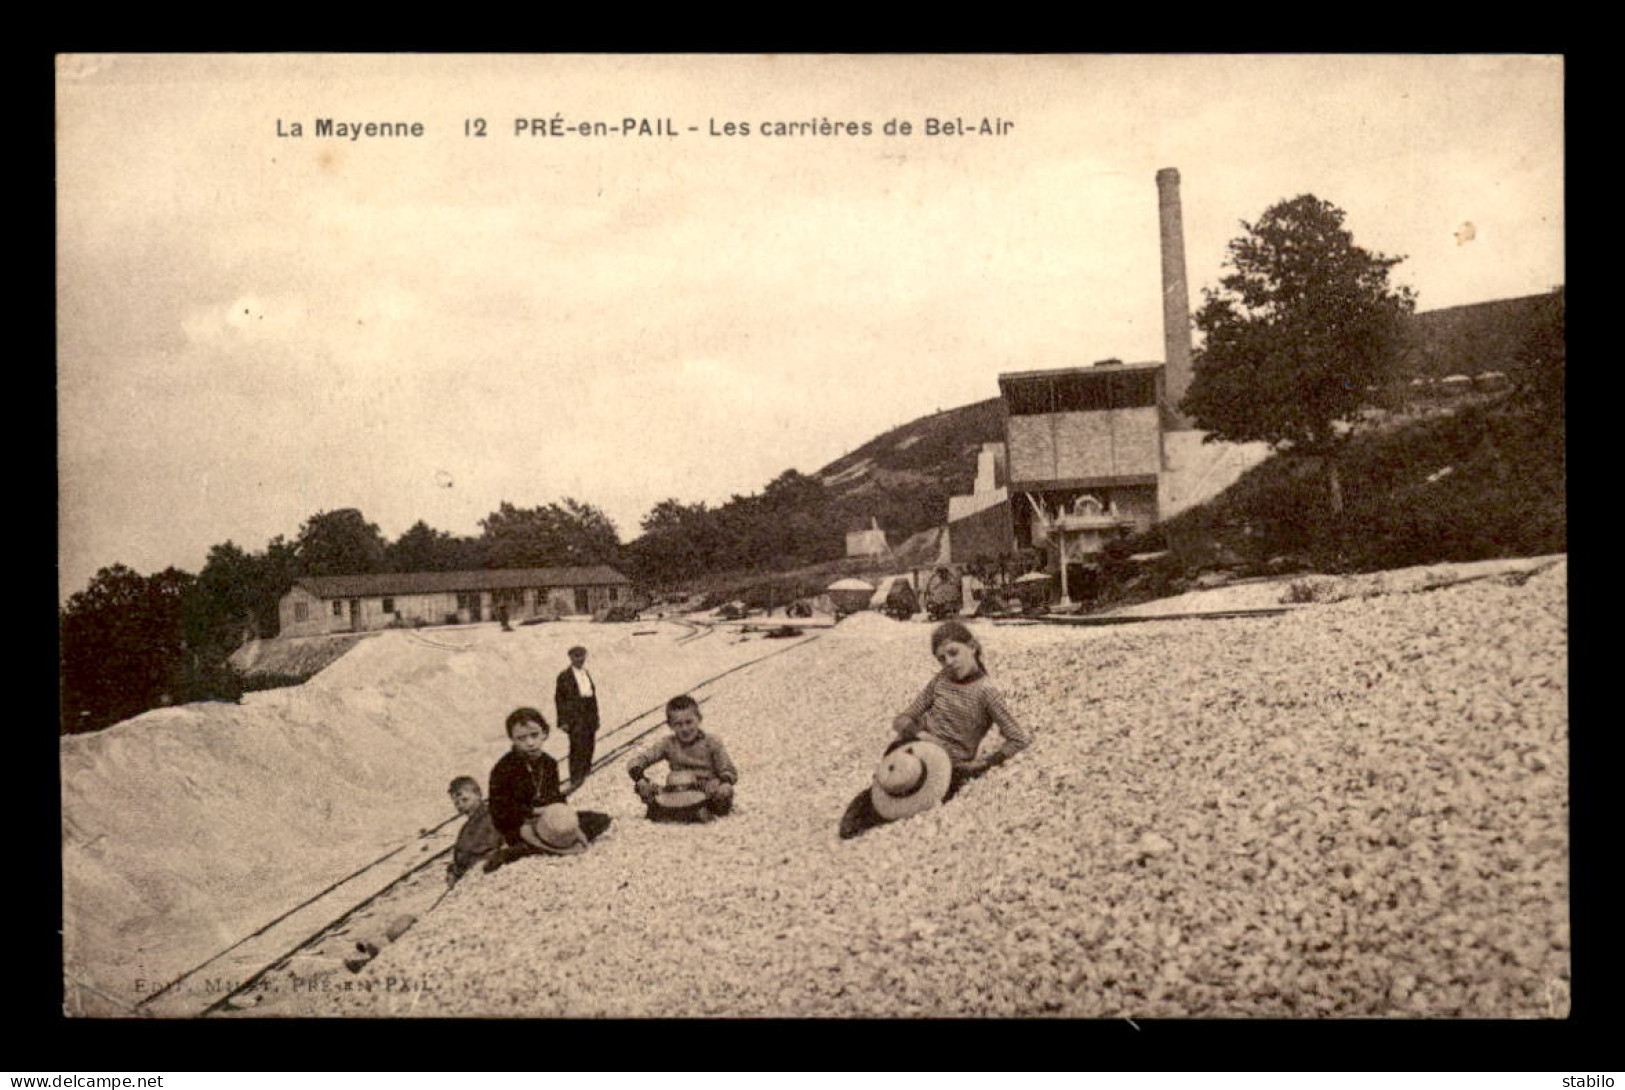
[628,694,739,822]
[445,775,502,886]
[347,776,497,972]
[838,621,1030,840]
[485,707,612,871]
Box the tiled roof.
[291,566,630,600]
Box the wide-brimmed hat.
[870,740,953,821]
[653,769,709,809]
[519,803,589,855]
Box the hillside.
[674,290,1562,607]
[1399,290,1559,381]
[818,397,1007,495]
[814,397,1008,541]
[796,290,1558,548]
[1145,387,1565,580]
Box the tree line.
[59,473,868,734]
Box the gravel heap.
[310,561,1568,1018]
[61,621,795,1010]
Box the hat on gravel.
[870,739,953,821]
[520,803,590,855]
[653,769,710,810]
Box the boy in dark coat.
[485,707,611,872]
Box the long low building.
[277,566,633,637]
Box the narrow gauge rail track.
[128,622,820,1019]
[673,618,714,644]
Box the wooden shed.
[277,566,632,637]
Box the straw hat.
[519,803,590,855]
[653,769,710,809]
[870,740,953,821]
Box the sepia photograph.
[56,53,1566,1021]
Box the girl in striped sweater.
[838,621,1031,839]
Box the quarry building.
[844,517,891,558]
[278,565,632,636]
[944,168,1271,599]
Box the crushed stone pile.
[1101,554,1563,618]
[61,621,794,1010]
[312,560,1567,1018]
[1274,554,1565,606]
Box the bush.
[1152,390,1562,579]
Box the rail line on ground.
[158,625,825,1019]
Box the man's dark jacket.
[487,749,565,846]
[555,667,601,734]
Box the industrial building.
[943,442,1014,565]
[945,168,1270,602]
[277,566,632,636]
[844,517,891,558]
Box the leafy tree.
[188,541,264,652]
[760,469,827,513]
[479,499,622,569]
[259,534,301,632]
[294,508,388,577]
[61,564,196,733]
[385,520,484,573]
[629,499,717,585]
[1183,194,1416,513]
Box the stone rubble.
[309,560,1567,1018]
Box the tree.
[479,499,622,569]
[61,564,196,733]
[629,499,716,585]
[385,520,483,573]
[1183,194,1417,513]
[188,541,263,652]
[294,508,388,577]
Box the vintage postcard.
[56,54,1566,1021]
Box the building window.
[1007,370,1158,414]
[609,587,619,602]
[1110,371,1157,408]
[294,602,309,622]
[382,598,395,614]
[1005,379,1053,416]
[332,601,344,617]
[1054,374,1110,412]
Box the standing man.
[555,645,601,791]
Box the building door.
[575,588,591,614]
[348,598,362,632]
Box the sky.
[56,54,1564,601]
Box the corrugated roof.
[292,566,630,600]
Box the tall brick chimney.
[1157,167,1193,427]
